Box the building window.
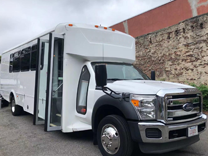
[21,47,31,71]
[31,44,37,70]
[13,51,21,72]
[76,66,90,114]
[9,54,13,73]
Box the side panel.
[61,54,86,132]
[0,40,37,114]
[1,52,12,101]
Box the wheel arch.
[92,95,139,134]
[9,90,17,103]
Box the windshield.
[92,62,150,81]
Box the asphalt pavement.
[0,106,207,156]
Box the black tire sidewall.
[10,96,15,115]
[10,96,22,116]
[97,115,133,156]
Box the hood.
[107,80,194,95]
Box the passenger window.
[31,44,37,70]
[30,43,45,71]
[76,66,90,114]
[40,42,45,70]
[21,47,31,71]
[9,54,13,72]
[13,51,21,72]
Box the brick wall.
[111,0,208,38]
[134,13,208,85]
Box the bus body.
[0,23,207,156]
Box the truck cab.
[91,62,207,155]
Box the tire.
[1,99,9,107]
[10,96,23,116]
[97,115,133,156]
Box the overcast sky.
[0,0,170,54]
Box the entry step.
[56,114,61,117]
[50,123,57,127]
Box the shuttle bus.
[0,23,207,156]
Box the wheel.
[10,96,23,116]
[1,98,9,107]
[97,115,133,156]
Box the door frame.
[44,33,64,131]
[33,38,49,125]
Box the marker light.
[81,108,86,113]
[112,28,115,31]
[68,24,73,26]
[95,25,99,28]
[104,27,108,30]
[131,99,139,107]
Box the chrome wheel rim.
[101,124,120,155]
[11,99,15,113]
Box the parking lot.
[0,106,207,156]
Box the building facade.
[134,13,208,85]
[111,0,208,37]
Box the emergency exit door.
[33,32,64,132]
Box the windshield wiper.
[132,78,144,80]
[107,78,126,81]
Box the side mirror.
[95,65,107,87]
[151,71,155,80]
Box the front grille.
[166,94,201,122]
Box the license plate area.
[188,126,198,137]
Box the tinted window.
[31,44,37,70]
[13,51,21,72]
[76,66,90,114]
[31,43,44,70]
[40,42,45,70]
[9,54,13,73]
[21,47,31,71]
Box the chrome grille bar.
[167,97,200,107]
[167,107,200,118]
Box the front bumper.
[138,114,207,153]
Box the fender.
[91,94,139,132]
[10,90,18,104]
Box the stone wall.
[134,13,208,85]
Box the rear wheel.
[10,96,23,116]
[97,115,133,156]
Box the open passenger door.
[33,33,64,132]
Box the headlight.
[130,94,156,120]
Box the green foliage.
[189,83,208,111]
[158,78,166,81]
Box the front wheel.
[97,115,133,156]
[10,96,23,116]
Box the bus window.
[31,43,44,71]
[13,51,21,72]
[9,54,14,72]
[76,66,90,114]
[40,42,45,70]
[21,47,31,71]
[31,44,37,70]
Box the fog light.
[145,128,162,138]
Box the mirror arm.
[102,87,120,99]
[102,87,130,101]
